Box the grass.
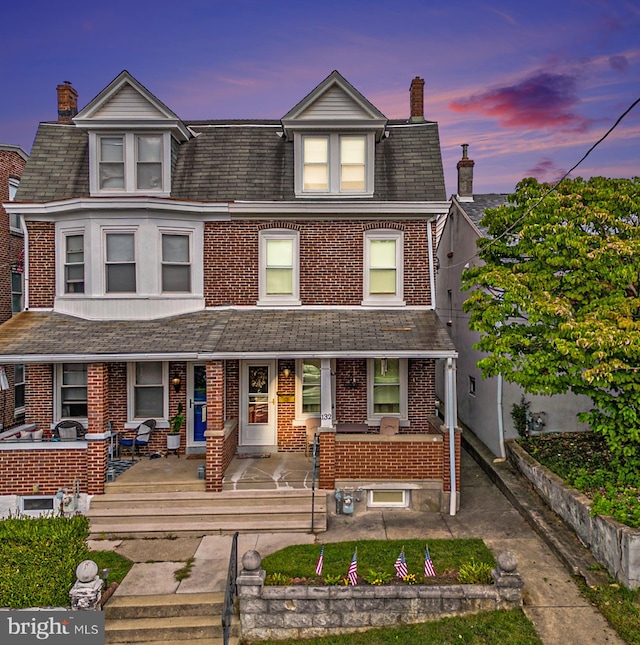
[258,608,543,644]
[261,538,495,585]
[88,549,134,585]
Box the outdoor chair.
[305,418,321,457]
[118,419,156,460]
[52,419,87,441]
[379,417,399,436]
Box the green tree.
[462,176,640,458]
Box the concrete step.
[105,481,206,494]
[105,592,239,644]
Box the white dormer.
[281,71,387,198]
[73,71,190,198]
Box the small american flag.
[315,544,324,576]
[347,548,358,585]
[394,549,408,578]
[424,544,436,577]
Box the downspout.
[21,215,29,310]
[427,220,436,309]
[496,374,506,461]
[446,357,457,515]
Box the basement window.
[20,496,55,516]
[368,490,408,508]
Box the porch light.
[282,367,292,378]
[171,373,182,392]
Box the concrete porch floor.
[107,451,317,491]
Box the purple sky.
[3,0,639,196]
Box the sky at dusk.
[3,0,639,197]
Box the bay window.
[105,232,136,293]
[64,234,84,294]
[162,233,191,292]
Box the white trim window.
[363,230,404,306]
[259,230,300,305]
[161,232,191,293]
[300,359,321,416]
[296,133,373,197]
[57,364,88,420]
[11,271,23,314]
[14,364,25,416]
[8,178,21,234]
[105,231,136,293]
[64,233,85,294]
[91,132,170,195]
[129,362,167,420]
[367,358,407,420]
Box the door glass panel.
[248,365,269,424]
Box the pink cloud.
[449,72,595,133]
[525,157,568,184]
[609,54,629,71]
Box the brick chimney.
[409,77,425,122]
[457,143,475,201]
[57,81,78,123]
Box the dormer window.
[91,132,169,195]
[297,133,372,197]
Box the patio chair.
[52,419,87,441]
[379,417,399,436]
[118,419,156,460]
[305,418,321,457]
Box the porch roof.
[0,309,456,362]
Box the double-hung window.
[130,362,166,420]
[8,178,21,233]
[64,234,84,294]
[301,360,321,415]
[363,230,404,306]
[11,271,23,314]
[58,364,88,419]
[297,133,372,196]
[94,133,167,194]
[161,233,191,292]
[14,364,25,416]
[259,230,300,305]
[368,358,407,420]
[105,232,136,293]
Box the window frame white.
[363,229,405,306]
[104,229,137,295]
[160,230,192,294]
[295,132,374,197]
[258,229,301,305]
[89,131,171,196]
[64,232,85,295]
[127,361,168,422]
[8,178,22,234]
[55,363,88,422]
[368,489,408,508]
[11,270,23,315]
[366,358,408,422]
[14,364,25,417]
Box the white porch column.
[320,358,333,429]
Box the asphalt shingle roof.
[0,309,455,360]
[17,120,446,203]
[460,194,510,237]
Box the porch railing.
[222,530,239,645]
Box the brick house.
[0,71,459,517]
[0,144,27,431]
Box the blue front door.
[193,364,207,443]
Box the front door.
[188,364,207,450]
[240,361,277,447]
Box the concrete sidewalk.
[90,442,624,645]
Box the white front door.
[240,361,277,446]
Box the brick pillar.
[205,360,225,492]
[86,363,109,493]
[318,431,336,490]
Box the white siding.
[297,86,371,120]
[92,85,166,120]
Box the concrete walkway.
[90,444,624,645]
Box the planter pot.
[166,434,181,451]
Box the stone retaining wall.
[507,440,640,589]
[236,550,523,642]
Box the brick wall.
[0,447,87,495]
[204,220,433,306]
[25,221,55,308]
[25,364,53,434]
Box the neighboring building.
[436,146,591,457]
[0,144,28,430]
[0,71,460,515]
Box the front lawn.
[261,538,495,586]
[519,432,640,528]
